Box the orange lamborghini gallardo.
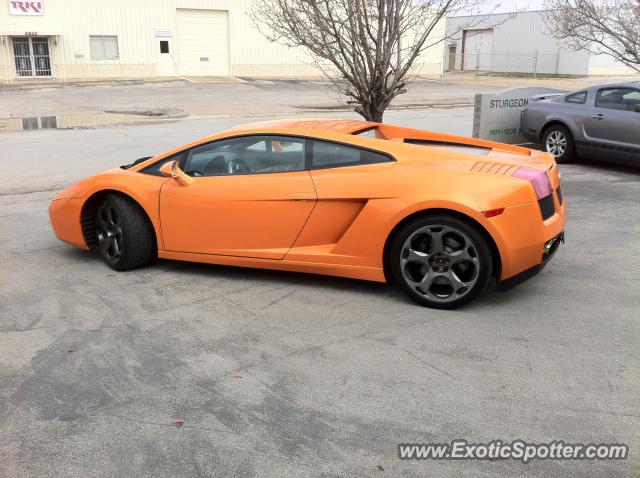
[49,119,566,309]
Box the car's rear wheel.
[390,215,493,309]
[94,194,154,271]
[542,124,575,163]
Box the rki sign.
[8,1,44,15]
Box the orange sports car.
[49,119,566,309]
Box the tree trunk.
[369,110,384,123]
[356,99,386,123]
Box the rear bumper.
[479,185,566,282]
[496,231,564,290]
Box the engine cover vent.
[471,161,519,176]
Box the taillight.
[512,166,552,199]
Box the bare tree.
[251,0,492,122]
[543,0,640,73]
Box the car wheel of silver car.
[542,124,575,163]
[390,215,493,309]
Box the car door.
[285,138,395,267]
[583,87,640,161]
[159,135,317,259]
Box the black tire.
[541,124,575,164]
[389,215,493,309]
[93,194,155,271]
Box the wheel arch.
[382,208,502,283]
[80,189,158,253]
[539,119,574,143]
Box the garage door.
[176,9,229,76]
[463,29,494,71]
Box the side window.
[565,91,586,104]
[623,90,640,112]
[596,88,640,111]
[311,140,391,169]
[183,136,306,177]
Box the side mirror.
[159,160,194,186]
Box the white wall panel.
[446,11,591,75]
[0,0,444,82]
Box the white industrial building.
[445,10,637,76]
[0,0,444,83]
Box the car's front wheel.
[390,215,493,309]
[542,124,575,163]
[94,194,155,271]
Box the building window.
[160,40,169,54]
[90,35,119,60]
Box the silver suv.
[521,82,640,164]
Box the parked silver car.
[521,82,640,164]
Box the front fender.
[51,169,168,250]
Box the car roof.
[560,81,640,97]
[227,118,376,135]
[588,81,640,91]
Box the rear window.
[310,140,392,169]
[353,127,386,139]
[565,91,587,104]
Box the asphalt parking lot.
[1,88,639,476]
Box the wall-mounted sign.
[155,28,172,38]
[8,0,44,15]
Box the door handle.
[592,114,606,120]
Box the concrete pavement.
[0,103,639,477]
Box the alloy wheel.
[400,224,480,304]
[545,130,567,157]
[96,203,123,263]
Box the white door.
[176,9,230,76]
[463,29,494,71]
[157,38,175,76]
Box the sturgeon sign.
[473,87,563,144]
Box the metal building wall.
[0,0,174,81]
[0,0,445,82]
[445,11,590,76]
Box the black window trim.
[595,87,640,110]
[404,138,492,150]
[138,133,396,176]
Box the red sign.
[8,1,44,16]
